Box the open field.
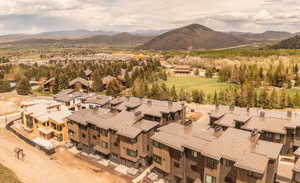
[0,163,23,183]
[0,128,128,183]
[161,75,236,94]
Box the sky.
[0,0,300,35]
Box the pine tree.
[270,89,279,109]
[170,85,178,101]
[124,72,132,88]
[179,88,186,101]
[16,76,31,95]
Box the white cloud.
[0,0,300,34]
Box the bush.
[0,80,11,92]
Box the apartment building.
[151,122,283,183]
[209,106,300,154]
[66,97,185,168]
[54,89,95,111]
[110,96,186,126]
[21,99,71,142]
[292,148,300,183]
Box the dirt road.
[0,128,128,183]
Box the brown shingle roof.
[69,77,90,88]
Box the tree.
[194,68,199,76]
[105,80,121,97]
[16,77,31,95]
[179,88,186,101]
[170,85,178,101]
[0,80,11,92]
[124,72,132,88]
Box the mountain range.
[0,24,298,49]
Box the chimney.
[260,111,265,118]
[168,101,173,108]
[126,96,130,101]
[287,111,292,118]
[249,129,260,150]
[147,100,152,107]
[182,120,192,127]
[134,111,142,120]
[229,105,234,112]
[215,104,220,111]
[247,106,250,113]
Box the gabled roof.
[69,77,90,88]
[43,77,55,86]
[84,69,93,76]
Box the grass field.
[161,75,236,95]
[0,163,23,183]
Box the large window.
[275,134,282,141]
[207,158,218,169]
[153,141,163,149]
[127,149,138,157]
[100,129,108,137]
[205,175,216,183]
[68,130,75,137]
[100,141,108,148]
[247,171,262,179]
[153,154,162,164]
[191,150,198,158]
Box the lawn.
[160,75,236,95]
[0,163,23,183]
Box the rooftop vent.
[168,101,173,108]
[182,120,192,126]
[287,111,292,118]
[260,111,265,118]
[215,104,220,111]
[214,126,222,133]
[229,105,234,112]
[147,100,152,107]
[251,129,258,137]
[134,111,142,117]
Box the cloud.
[0,0,299,34]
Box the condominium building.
[209,106,300,154]
[151,122,283,183]
[66,97,186,168]
[21,99,71,142]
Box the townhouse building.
[151,122,283,183]
[66,97,186,168]
[209,106,300,154]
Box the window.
[275,134,281,141]
[153,154,162,164]
[247,171,262,179]
[68,130,75,137]
[82,134,86,138]
[127,149,138,157]
[186,177,195,183]
[100,129,108,137]
[191,150,198,158]
[264,132,272,139]
[205,175,216,183]
[207,158,217,169]
[174,162,180,168]
[57,125,62,131]
[174,176,182,183]
[225,159,234,167]
[153,141,162,149]
[191,165,199,172]
[92,135,97,140]
[100,141,108,148]
[130,138,137,144]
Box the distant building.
[42,77,55,93]
[69,77,91,92]
[173,65,192,74]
